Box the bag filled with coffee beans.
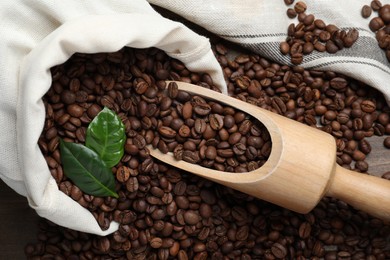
[149,0,390,104]
[0,0,226,235]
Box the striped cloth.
[149,0,390,104]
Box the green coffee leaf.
[86,107,126,168]
[60,139,118,198]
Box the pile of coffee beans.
[281,1,359,64]
[42,48,271,174]
[217,44,390,172]
[362,0,390,62]
[26,42,390,259]
[125,81,271,173]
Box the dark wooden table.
[0,136,389,259]
[0,180,39,260]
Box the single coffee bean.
[294,1,307,13]
[371,0,383,11]
[359,139,372,154]
[116,166,130,183]
[178,125,191,138]
[178,250,189,260]
[360,100,376,113]
[150,237,163,249]
[298,222,312,239]
[167,82,179,98]
[287,8,297,19]
[325,41,339,54]
[314,41,326,52]
[193,102,211,116]
[378,113,389,125]
[330,77,347,90]
[362,5,373,18]
[183,210,200,225]
[280,41,290,55]
[67,104,84,118]
[158,126,177,139]
[303,14,315,26]
[209,114,224,130]
[183,140,196,151]
[290,42,303,55]
[194,118,207,134]
[291,53,303,65]
[355,160,369,172]
[326,24,339,34]
[61,90,76,105]
[384,137,390,148]
[382,171,390,179]
[182,102,193,119]
[379,4,390,23]
[235,225,249,241]
[271,242,288,258]
[126,177,139,192]
[303,42,314,54]
[204,146,217,160]
[369,17,385,32]
[182,150,200,163]
[284,0,295,5]
[343,29,359,47]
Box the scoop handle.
[326,165,390,221]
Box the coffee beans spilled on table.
[281,1,359,64]
[26,43,390,259]
[362,0,390,62]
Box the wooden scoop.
[149,81,390,221]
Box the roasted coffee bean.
[382,171,390,179]
[291,53,303,65]
[126,177,139,192]
[158,126,176,139]
[194,118,207,134]
[371,0,383,11]
[361,100,376,113]
[280,42,290,55]
[87,104,102,118]
[167,82,179,98]
[184,210,200,225]
[182,150,200,163]
[193,102,211,116]
[326,41,339,54]
[379,4,390,23]
[61,90,76,105]
[384,137,390,148]
[343,29,359,47]
[298,222,312,239]
[362,5,373,18]
[205,146,217,160]
[271,242,288,258]
[369,17,385,32]
[182,102,193,119]
[116,166,130,183]
[355,160,369,172]
[359,139,372,154]
[287,8,297,19]
[209,114,224,130]
[294,1,307,13]
[303,42,314,54]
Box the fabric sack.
[0,0,226,235]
